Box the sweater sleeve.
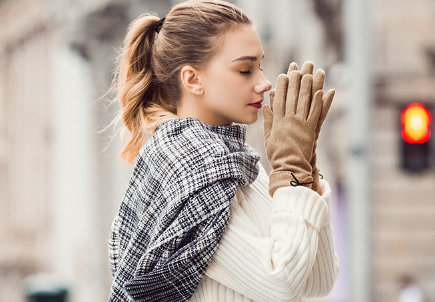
[301,179,340,297]
[204,179,338,302]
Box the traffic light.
[400,103,431,172]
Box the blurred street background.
[1,0,435,301]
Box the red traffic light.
[401,103,431,143]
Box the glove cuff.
[311,169,320,194]
[269,171,314,197]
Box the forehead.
[215,25,264,62]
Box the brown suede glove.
[268,62,335,195]
[288,62,335,195]
[263,71,324,197]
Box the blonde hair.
[115,0,252,164]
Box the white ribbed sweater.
[190,163,339,302]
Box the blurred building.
[370,0,435,300]
[0,0,434,301]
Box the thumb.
[263,105,273,143]
[318,89,335,127]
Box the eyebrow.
[232,54,265,62]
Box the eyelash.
[240,67,263,76]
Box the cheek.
[225,78,242,95]
[211,73,241,97]
[205,69,250,105]
[222,75,248,98]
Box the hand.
[263,70,323,197]
[269,62,335,195]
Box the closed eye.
[240,66,263,76]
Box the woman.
[108,0,339,301]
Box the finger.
[300,61,314,76]
[263,105,273,142]
[308,90,323,123]
[318,89,335,127]
[286,70,302,116]
[296,74,313,120]
[274,74,289,118]
[287,62,299,76]
[269,90,275,112]
[312,68,325,96]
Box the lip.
[248,100,263,109]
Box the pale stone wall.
[0,0,54,300]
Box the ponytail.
[117,14,177,165]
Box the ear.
[180,66,204,95]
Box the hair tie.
[155,17,166,34]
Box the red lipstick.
[249,100,263,109]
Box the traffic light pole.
[344,0,373,301]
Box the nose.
[254,72,273,94]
